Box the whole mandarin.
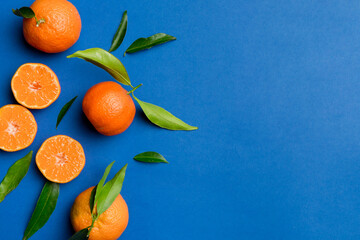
[70,187,129,240]
[82,81,136,136]
[23,0,81,53]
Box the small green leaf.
[134,151,168,163]
[125,33,176,55]
[23,182,60,240]
[93,161,115,214]
[56,96,78,129]
[12,7,35,19]
[133,95,198,131]
[69,227,89,240]
[96,164,127,216]
[89,187,96,214]
[0,151,32,203]
[109,11,128,53]
[67,48,131,86]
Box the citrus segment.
[0,104,37,152]
[11,63,61,109]
[71,187,129,240]
[36,135,85,183]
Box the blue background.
[1,0,360,239]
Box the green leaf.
[23,182,60,240]
[93,161,115,214]
[125,33,176,55]
[109,11,128,53]
[0,151,32,203]
[69,227,89,240]
[134,151,168,163]
[89,187,96,214]
[56,96,78,129]
[67,48,131,86]
[133,95,198,131]
[12,7,35,19]
[96,164,127,216]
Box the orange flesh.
[11,63,61,109]
[36,135,85,183]
[0,104,37,152]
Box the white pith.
[5,121,19,136]
[55,152,68,166]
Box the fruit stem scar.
[34,16,45,27]
[127,83,143,95]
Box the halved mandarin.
[36,135,85,183]
[11,63,61,109]
[0,104,37,152]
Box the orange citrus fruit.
[82,81,136,136]
[36,135,85,183]
[71,187,129,240]
[11,63,61,109]
[23,0,81,53]
[0,104,37,152]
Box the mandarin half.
[36,135,85,183]
[0,104,37,152]
[11,63,61,109]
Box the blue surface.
[2,0,360,239]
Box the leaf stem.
[127,83,143,95]
[34,16,45,27]
[87,217,97,237]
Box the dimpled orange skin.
[71,187,129,240]
[23,0,81,53]
[82,81,136,136]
